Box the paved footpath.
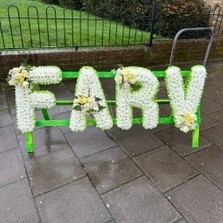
[0,60,223,223]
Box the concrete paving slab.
[18,127,70,160]
[65,126,116,158]
[186,145,223,190]
[201,96,223,115]
[200,112,220,131]
[210,109,223,123]
[0,148,26,187]
[81,146,142,194]
[52,111,72,134]
[155,127,212,157]
[201,124,223,147]
[0,126,18,153]
[102,176,181,223]
[167,175,223,223]
[36,177,111,223]
[0,109,12,128]
[25,148,85,196]
[0,179,39,223]
[134,146,198,192]
[110,125,163,157]
[204,85,223,102]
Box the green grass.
[0,0,165,50]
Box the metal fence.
[0,4,154,50]
[0,3,222,51]
[209,5,223,37]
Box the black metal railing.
[0,4,154,50]
[209,5,223,37]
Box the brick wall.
[0,38,223,78]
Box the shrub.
[155,0,210,38]
[42,0,59,5]
[82,0,210,38]
[58,0,83,9]
[82,0,154,31]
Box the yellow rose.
[18,77,25,84]
[12,67,20,74]
[22,81,29,88]
[14,72,22,79]
[74,98,80,104]
[122,69,131,76]
[115,74,122,84]
[21,70,29,78]
[123,82,130,89]
[88,96,95,103]
[81,96,88,104]
[8,79,16,86]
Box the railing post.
[149,1,157,47]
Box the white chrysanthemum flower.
[29,66,62,85]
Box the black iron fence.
[0,4,155,50]
[209,5,223,37]
[0,3,222,51]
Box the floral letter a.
[69,66,113,132]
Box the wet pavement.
[0,60,223,223]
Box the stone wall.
[0,38,223,78]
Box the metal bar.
[102,17,105,46]
[35,117,175,127]
[25,132,34,153]
[63,8,67,47]
[149,2,157,47]
[8,5,15,48]
[46,7,51,47]
[17,7,24,48]
[41,109,50,120]
[62,71,191,78]
[169,27,214,67]
[0,21,5,49]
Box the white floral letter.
[15,66,62,133]
[69,66,113,132]
[165,65,207,133]
[116,67,159,130]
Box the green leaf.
[73,105,82,111]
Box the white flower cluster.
[116,66,159,130]
[15,86,35,133]
[29,66,62,85]
[29,91,56,109]
[165,65,207,133]
[8,66,30,88]
[114,68,137,89]
[73,95,104,114]
[69,66,113,132]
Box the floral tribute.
[7,63,207,135]
[73,95,105,114]
[7,64,62,133]
[114,66,159,130]
[165,65,207,133]
[69,66,113,132]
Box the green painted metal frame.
[25,70,201,153]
